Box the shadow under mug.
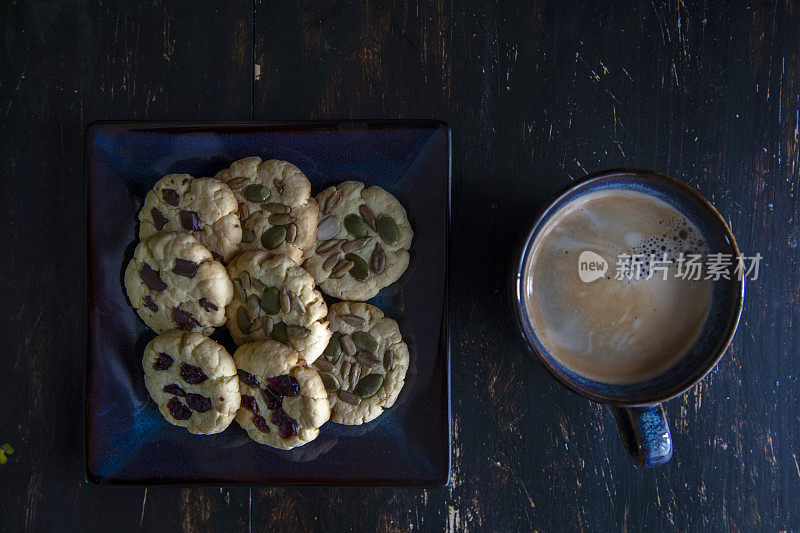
[512,169,744,467]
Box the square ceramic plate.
[86,122,450,485]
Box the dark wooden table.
[2,1,798,530]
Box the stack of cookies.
[124,157,413,450]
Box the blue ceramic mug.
[513,169,744,467]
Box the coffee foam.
[524,189,712,384]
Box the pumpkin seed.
[244,211,263,230]
[320,372,339,392]
[344,214,368,238]
[345,253,369,281]
[377,215,399,244]
[352,331,378,353]
[354,374,383,398]
[233,278,246,302]
[238,202,250,219]
[317,216,339,241]
[280,289,290,313]
[241,228,255,243]
[286,223,297,243]
[330,259,354,278]
[250,276,265,292]
[263,202,290,214]
[314,358,335,372]
[317,238,343,254]
[244,184,269,203]
[271,321,288,344]
[260,287,280,314]
[338,390,361,405]
[340,314,367,328]
[323,252,341,271]
[240,270,251,290]
[268,213,295,225]
[236,306,252,333]
[261,225,286,249]
[340,334,357,356]
[355,351,380,367]
[290,292,306,314]
[247,294,260,320]
[262,316,274,337]
[342,236,370,253]
[228,176,249,189]
[370,243,386,274]
[321,188,341,215]
[383,350,395,370]
[359,204,377,231]
[323,332,342,363]
[287,325,310,338]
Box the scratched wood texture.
[1,0,798,531]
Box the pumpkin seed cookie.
[143,330,240,435]
[214,158,318,263]
[234,340,330,450]
[124,232,233,335]
[225,251,331,363]
[304,181,413,301]
[139,174,242,263]
[313,302,410,425]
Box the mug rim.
[512,168,745,406]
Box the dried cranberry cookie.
[124,232,233,335]
[303,181,412,301]
[139,173,241,263]
[143,331,240,435]
[234,340,330,450]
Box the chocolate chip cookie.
[313,302,410,425]
[303,181,413,301]
[234,340,330,449]
[124,231,233,335]
[139,174,242,263]
[214,158,318,263]
[143,330,240,434]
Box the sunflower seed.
[340,334,357,356]
[359,204,377,231]
[247,294,260,320]
[290,292,306,315]
[317,239,343,255]
[286,223,297,243]
[287,325,310,338]
[233,278,246,302]
[314,358,335,372]
[268,213,295,225]
[338,390,361,405]
[279,289,290,314]
[383,349,395,371]
[342,236,371,253]
[317,216,339,240]
[330,259,354,278]
[370,243,386,274]
[238,202,250,220]
[349,363,362,390]
[227,176,249,189]
[321,188,341,215]
[240,270,251,291]
[340,314,366,327]
[323,252,341,271]
[320,372,339,392]
[264,202,291,214]
[244,211,263,230]
[341,360,351,383]
[250,276,265,292]
[355,351,380,368]
[262,316,274,337]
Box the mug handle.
[613,404,673,467]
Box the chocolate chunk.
[252,414,270,434]
[172,307,201,331]
[199,298,218,312]
[142,295,159,312]
[185,393,212,413]
[151,208,169,231]
[167,397,192,420]
[180,363,208,384]
[153,352,174,370]
[140,263,167,292]
[237,369,260,388]
[163,383,185,397]
[162,188,179,206]
[172,258,199,278]
[180,210,201,231]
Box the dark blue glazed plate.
[85,122,451,485]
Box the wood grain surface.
[2,0,798,530]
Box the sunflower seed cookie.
[214,158,318,263]
[225,251,331,364]
[313,302,410,425]
[143,330,240,435]
[235,340,330,449]
[139,174,242,263]
[124,232,233,335]
[304,181,412,301]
